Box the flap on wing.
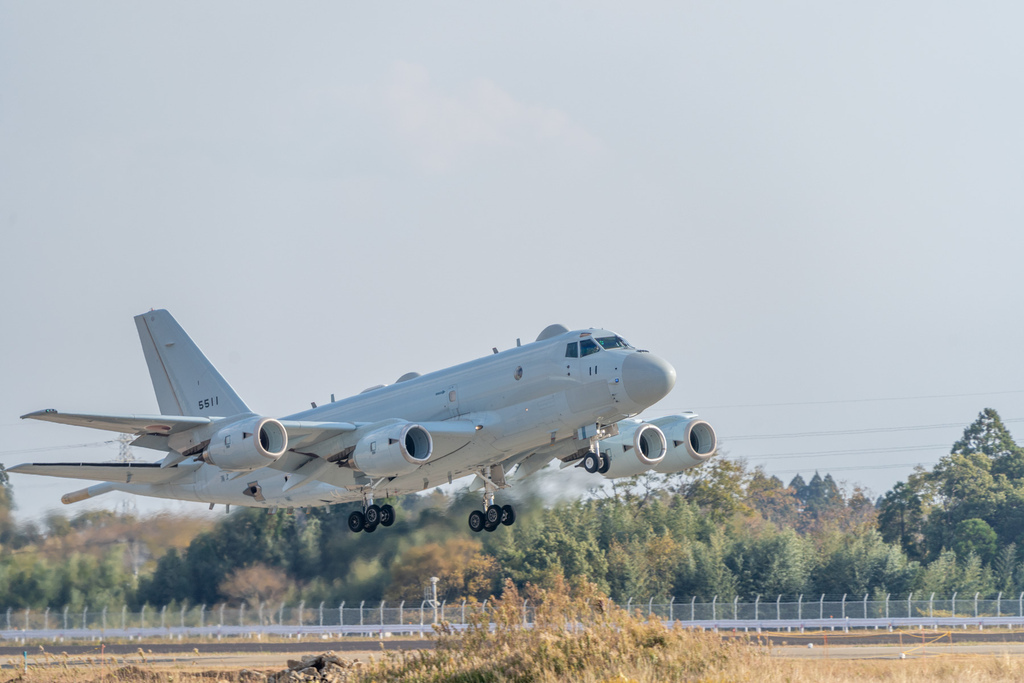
[21,410,212,436]
[7,461,200,484]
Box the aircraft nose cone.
[621,352,676,407]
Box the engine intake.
[651,415,718,473]
[205,417,288,472]
[598,420,668,479]
[351,422,433,478]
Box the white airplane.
[12,310,717,533]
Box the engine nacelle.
[351,422,433,478]
[599,420,668,479]
[650,415,717,473]
[205,417,288,471]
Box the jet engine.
[205,417,288,471]
[650,415,718,473]
[351,422,433,478]
[599,420,668,479]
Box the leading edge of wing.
[21,409,213,435]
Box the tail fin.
[134,310,250,417]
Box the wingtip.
[20,409,57,420]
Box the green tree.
[877,481,926,560]
[952,408,1024,479]
[953,518,998,565]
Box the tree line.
[0,408,1022,610]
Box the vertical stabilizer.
[134,310,250,417]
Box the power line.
[0,441,115,457]
[721,418,1024,442]
[677,389,1024,411]
[765,461,932,475]
[738,444,948,461]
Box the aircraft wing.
[20,409,213,435]
[6,461,200,484]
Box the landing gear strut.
[348,491,396,534]
[468,467,516,532]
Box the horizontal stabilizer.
[21,410,212,436]
[8,461,199,485]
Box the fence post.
[83,606,88,630]
[998,592,1002,618]
[648,597,654,618]
[360,601,365,627]
[160,605,166,629]
[776,595,781,621]
[239,604,245,627]
[219,603,225,628]
[819,594,824,620]
[441,600,447,622]
[24,608,29,631]
[5,607,9,631]
[278,602,284,626]
[298,601,304,627]
[380,601,385,627]
[420,600,426,627]
[1019,592,1023,617]
[102,606,107,630]
[319,601,324,627]
[711,596,717,621]
[200,604,206,630]
[974,592,979,618]
[798,595,802,621]
[461,599,466,625]
[863,594,868,619]
[907,592,912,619]
[523,599,529,626]
[841,594,846,619]
[929,593,934,618]
[44,607,49,631]
[754,595,760,620]
[63,605,69,630]
[339,602,344,627]
[399,600,405,627]
[691,596,696,622]
[670,597,675,623]
[180,604,186,629]
[626,597,632,614]
[884,594,889,619]
[952,592,957,619]
[141,605,146,630]
[259,602,265,626]
[733,596,738,619]
[122,605,127,631]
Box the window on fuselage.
[580,338,600,357]
[565,342,579,358]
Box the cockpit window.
[596,336,633,350]
[565,342,579,358]
[580,338,600,357]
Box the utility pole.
[116,433,136,462]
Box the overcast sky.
[2,2,1022,520]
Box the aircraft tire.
[501,504,516,526]
[468,510,486,532]
[364,504,381,526]
[583,452,600,473]
[598,453,610,474]
[347,511,365,533]
[380,504,396,527]
[485,504,503,527]
[363,521,378,533]
[484,521,498,532]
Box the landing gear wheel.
[583,451,600,473]
[501,504,516,526]
[485,504,503,527]
[468,510,486,533]
[380,504,395,527]
[363,520,377,533]
[598,452,611,475]
[484,520,499,532]
[364,504,381,527]
[347,511,365,533]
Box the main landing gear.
[347,494,395,534]
[468,465,516,532]
[581,450,611,474]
